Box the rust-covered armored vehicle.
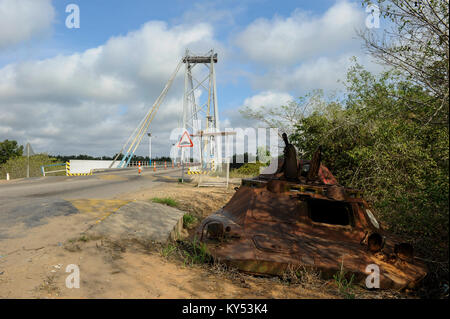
[196,133,427,290]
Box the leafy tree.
[359,0,449,125]
[239,90,327,137]
[0,139,23,165]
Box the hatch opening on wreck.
[308,199,354,226]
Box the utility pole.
[25,143,34,178]
[26,143,30,178]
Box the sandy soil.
[0,181,405,299]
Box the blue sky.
[0,0,383,157]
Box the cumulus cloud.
[250,53,384,93]
[0,0,55,49]
[235,1,364,66]
[0,21,222,156]
[232,1,385,95]
[242,91,294,111]
[0,1,384,158]
[221,90,293,130]
[220,91,293,158]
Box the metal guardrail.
[41,163,66,176]
[92,165,181,174]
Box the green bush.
[230,161,268,178]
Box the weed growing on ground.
[151,197,178,207]
[183,213,197,229]
[281,264,322,288]
[333,260,355,299]
[78,235,89,242]
[160,243,177,258]
[181,236,212,266]
[159,237,213,266]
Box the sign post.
[177,131,194,183]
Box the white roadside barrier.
[67,160,120,175]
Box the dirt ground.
[0,181,407,299]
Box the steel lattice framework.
[182,49,221,168]
[111,49,221,169]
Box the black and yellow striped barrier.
[187,169,208,175]
[66,162,93,176]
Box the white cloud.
[221,90,294,130]
[0,21,221,156]
[232,1,386,95]
[243,91,294,111]
[235,1,364,65]
[0,1,386,158]
[251,53,384,92]
[0,0,55,49]
[220,91,293,157]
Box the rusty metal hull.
[196,179,427,290]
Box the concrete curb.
[86,200,186,244]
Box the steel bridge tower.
[111,49,222,169]
[182,49,221,169]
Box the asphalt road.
[0,167,183,240]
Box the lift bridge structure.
[110,49,222,169]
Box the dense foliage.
[290,65,449,265]
[0,139,23,164]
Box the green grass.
[182,236,212,266]
[333,260,356,299]
[161,243,177,258]
[159,237,213,267]
[67,234,91,243]
[151,197,178,207]
[78,235,89,242]
[183,213,197,229]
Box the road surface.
[0,167,182,241]
[0,166,203,298]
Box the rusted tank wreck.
[196,133,427,289]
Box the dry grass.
[281,264,323,288]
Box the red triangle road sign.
[177,131,193,148]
